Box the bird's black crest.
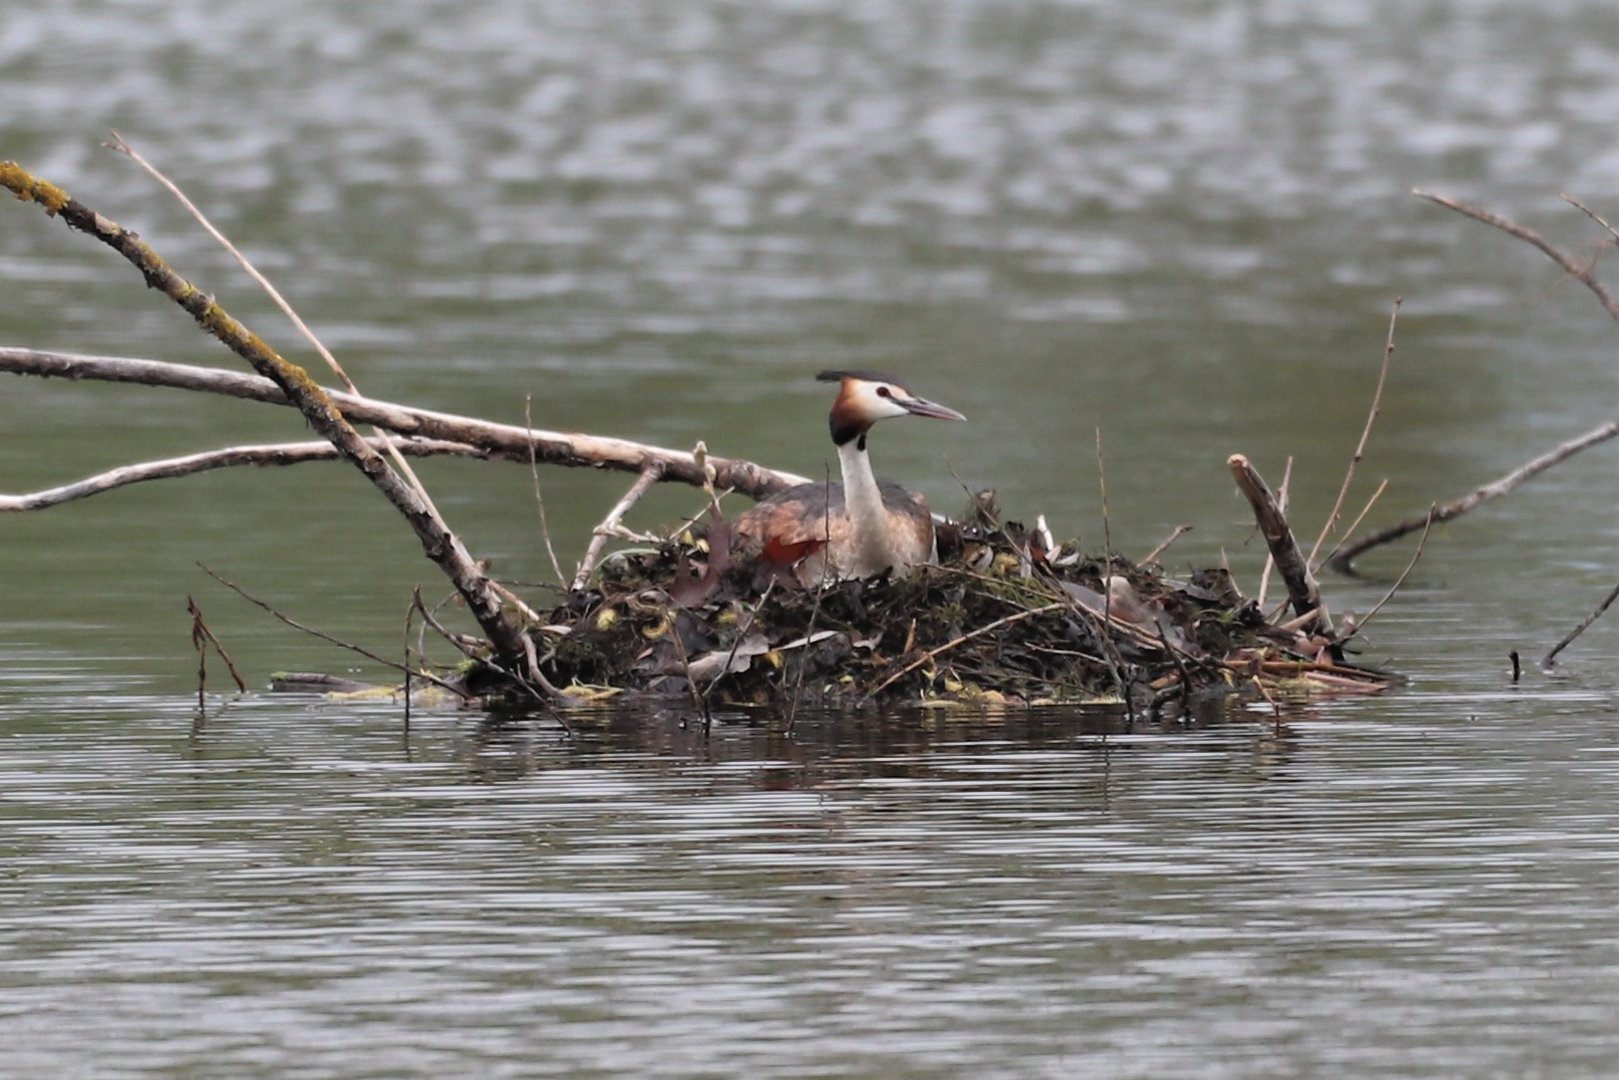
[817,369,906,387]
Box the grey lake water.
[6,1,1619,1076]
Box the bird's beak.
[897,394,967,422]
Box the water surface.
[5,1,1619,1075]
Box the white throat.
[837,437,893,577]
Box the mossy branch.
[0,159,540,686]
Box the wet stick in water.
[1544,579,1619,669]
[1093,423,1136,720]
[187,596,246,717]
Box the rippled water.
[8,667,1619,1077]
[7,0,1619,1075]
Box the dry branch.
[0,347,809,500]
[1139,524,1191,566]
[1414,189,1619,324]
[0,437,485,511]
[1228,453,1331,637]
[1329,417,1619,573]
[1255,455,1293,612]
[107,132,450,530]
[1336,505,1435,646]
[1332,193,1619,571]
[571,464,665,591]
[0,160,539,681]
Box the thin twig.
[1316,477,1389,572]
[0,437,486,512]
[785,577,827,733]
[1095,424,1113,567]
[1156,623,1193,714]
[1414,189,1619,325]
[1309,296,1401,566]
[1096,424,1135,721]
[403,594,416,730]
[701,581,776,705]
[524,394,567,587]
[189,597,207,715]
[1336,504,1436,646]
[1139,524,1192,566]
[572,463,665,591]
[201,563,468,698]
[105,132,450,525]
[663,605,712,729]
[864,603,1065,701]
[1560,194,1619,244]
[187,595,246,716]
[1545,579,1619,668]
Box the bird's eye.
[876,386,892,398]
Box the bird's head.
[818,370,966,447]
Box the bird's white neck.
[838,437,893,577]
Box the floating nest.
[481,494,1394,713]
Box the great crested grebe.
[732,370,966,586]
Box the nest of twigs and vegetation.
[463,493,1394,714]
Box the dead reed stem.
[1309,296,1400,567]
